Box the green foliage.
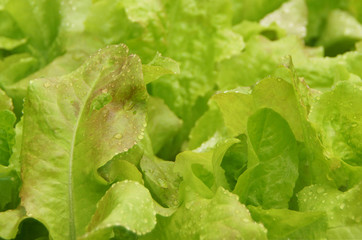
[0,0,362,239]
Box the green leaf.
[252,77,304,141]
[142,53,180,84]
[212,89,254,136]
[234,108,299,209]
[327,225,362,239]
[309,81,362,167]
[0,89,13,112]
[304,0,343,44]
[276,58,337,187]
[0,53,39,87]
[298,182,362,239]
[0,165,20,211]
[0,36,26,51]
[174,149,214,200]
[14,218,50,240]
[232,20,286,42]
[260,0,308,38]
[141,187,267,240]
[4,0,62,64]
[0,53,39,116]
[214,29,245,62]
[98,159,144,184]
[188,103,229,150]
[111,226,138,240]
[148,0,238,158]
[146,96,182,154]
[20,44,148,240]
[0,9,24,40]
[221,134,249,190]
[0,110,16,165]
[213,77,304,141]
[85,0,143,45]
[8,118,23,174]
[173,138,239,204]
[248,206,328,239]
[141,154,180,208]
[57,0,93,33]
[6,0,61,61]
[318,10,362,56]
[0,91,15,166]
[4,33,104,118]
[348,0,362,23]
[80,181,156,239]
[216,35,308,89]
[211,138,240,191]
[0,9,26,50]
[232,0,288,23]
[0,207,26,239]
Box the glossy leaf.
[142,187,267,240]
[248,206,327,239]
[80,181,156,239]
[0,207,26,239]
[309,81,362,167]
[0,110,16,165]
[234,108,299,209]
[20,44,148,240]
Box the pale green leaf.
[141,187,267,240]
[80,181,156,239]
[0,89,12,112]
[20,44,148,240]
[142,53,180,84]
[234,108,299,209]
[0,207,26,239]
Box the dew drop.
[185,202,192,210]
[340,203,345,210]
[316,187,324,193]
[114,133,122,139]
[157,178,167,188]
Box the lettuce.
[0,0,362,239]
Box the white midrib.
[68,79,99,240]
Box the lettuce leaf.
[20,45,148,240]
[1,0,362,239]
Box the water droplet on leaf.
[114,133,122,139]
